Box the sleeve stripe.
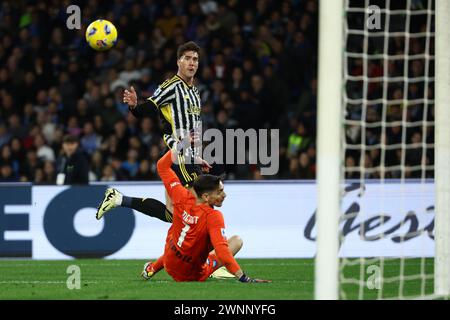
[161,76,179,89]
[179,155,192,182]
[177,155,190,182]
[165,136,175,144]
[147,97,159,108]
[153,90,176,106]
[164,135,176,149]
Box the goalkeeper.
[141,149,270,283]
[96,41,210,224]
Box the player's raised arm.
[207,211,271,283]
[123,86,156,118]
[123,86,138,107]
[156,150,189,203]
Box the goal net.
[316,0,450,299]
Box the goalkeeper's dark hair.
[193,174,224,197]
[177,41,200,59]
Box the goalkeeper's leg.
[209,235,243,279]
[96,187,173,223]
[141,255,165,280]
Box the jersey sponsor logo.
[170,181,180,188]
[186,105,201,115]
[168,238,192,263]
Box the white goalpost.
[315,0,343,300]
[316,0,450,299]
[434,0,450,297]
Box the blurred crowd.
[0,0,433,184]
[344,0,434,179]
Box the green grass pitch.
[0,258,434,300]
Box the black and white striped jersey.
[148,74,202,152]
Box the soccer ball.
[85,19,118,51]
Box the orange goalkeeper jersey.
[156,150,240,281]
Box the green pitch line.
[0,258,435,300]
[339,258,435,300]
[0,259,312,300]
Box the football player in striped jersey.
[97,41,210,226]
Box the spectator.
[288,157,300,179]
[43,160,56,184]
[113,119,130,153]
[234,90,259,129]
[100,135,120,162]
[139,117,158,147]
[155,6,179,38]
[37,111,56,145]
[1,93,15,119]
[0,164,18,182]
[0,0,432,182]
[148,145,162,177]
[298,152,314,179]
[217,3,238,36]
[119,60,142,85]
[405,131,424,178]
[90,151,104,181]
[66,116,82,137]
[345,156,360,179]
[34,133,55,162]
[110,156,130,181]
[75,99,93,126]
[101,164,116,182]
[10,138,26,166]
[121,149,140,178]
[8,114,27,140]
[228,67,246,101]
[199,0,218,15]
[0,124,11,148]
[33,167,46,185]
[93,115,109,139]
[21,148,42,181]
[22,104,37,128]
[0,144,19,174]
[287,122,312,158]
[80,121,101,155]
[135,159,155,180]
[55,135,89,185]
[151,27,167,55]
[99,97,123,133]
[129,136,145,159]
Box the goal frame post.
[434,0,450,297]
[315,0,344,300]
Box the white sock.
[115,193,123,206]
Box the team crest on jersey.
[153,87,162,96]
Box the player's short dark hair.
[177,41,200,60]
[193,174,223,197]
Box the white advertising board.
[0,181,434,259]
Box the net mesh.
[340,0,436,299]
